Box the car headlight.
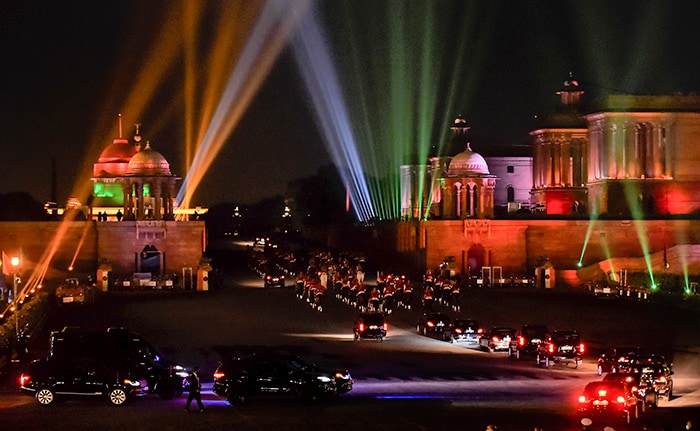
[316,376,332,383]
[124,379,141,387]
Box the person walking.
[185,367,205,412]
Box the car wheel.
[35,388,56,406]
[157,377,177,400]
[379,336,384,343]
[108,387,128,405]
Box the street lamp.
[11,256,19,336]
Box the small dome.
[448,144,490,175]
[126,142,172,176]
[98,138,137,163]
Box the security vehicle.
[213,352,352,404]
[54,278,93,304]
[480,327,516,352]
[49,326,190,400]
[536,330,584,368]
[416,312,452,340]
[597,346,642,375]
[449,319,482,344]
[353,312,387,341]
[19,357,148,406]
[509,325,549,359]
[603,372,659,412]
[577,380,640,424]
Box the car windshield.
[552,332,579,344]
[455,320,478,329]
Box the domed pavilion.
[92,125,179,221]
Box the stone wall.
[0,221,205,282]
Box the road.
[1,249,698,431]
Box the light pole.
[11,256,19,337]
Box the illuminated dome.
[98,138,137,163]
[126,142,172,176]
[448,144,490,175]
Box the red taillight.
[266,275,271,280]
[359,323,366,332]
[518,336,525,346]
[454,328,463,334]
[492,336,500,342]
[427,321,435,328]
[579,343,585,353]
[213,371,225,380]
[477,328,483,334]
[658,376,667,383]
[383,323,388,331]
[19,373,31,386]
[578,395,587,403]
[548,344,554,354]
[616,395,625,403]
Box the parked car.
[353,312,387,341]
[536,330,584,368]
[577,380,640,424]
[416,312,452,340]
[213,352,352,404]
[603,372,658,412]
[449,319,482,344]
[480,327,516,352]
[509,325,549,359]
[54,278,93,304]
[630,362,674,401]
[19,357,149,406]
[597,346,642,375]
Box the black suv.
[19,357,149,406]
[416,312,452,340]
[577,380,640,424]
[509,325,549,359]
[597,346,642,375]
[213,353,352,404]
[353,312,387,341]
[536,330,584,368]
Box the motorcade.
[480,327,516,352]
[19,357,149,406]
[49,326,191,400]
[577,380,640,424]
[54,278,93,304]
[597,346,642,375]
[630,362,674,400]
[416,312,452,340]
[353,312,387,341]
[603,372,658,412]
[536,330,584,368]
[449,319,482,344]
[212,352,352,404]
[508,324,549,359]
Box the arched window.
[507,186,515,203]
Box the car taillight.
[19,373,31,386]
[579,343,585,353]
[631,386,638,393]
[383,323,388,331]
[359,323,365,332]
[616,395,625,403]
[578,395,587,403]
[427,322,435,328]
[266,275,271,280]
[518,336,525,346]
[492,336,500,342]
[597,389,608,397]
[548,344,554,354]
[454,328,463,334]
[658,376,667,383]
[213,371,225,380]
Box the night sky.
[1,0,700,209]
